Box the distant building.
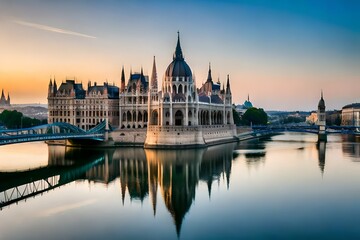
[0,89,11,107]
[341,103,360,127]
[306,112,318,124]
[317,91,326,141]
[48,79,119,130]
[326,110,341,126]
[235,94,253,116]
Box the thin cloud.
[13,20,96,39]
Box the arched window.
[175,110,184,126]
[151,110,158,125]
[144,111,148,122]
[138,111,143,121]
[178,84,183,94]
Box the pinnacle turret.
[206,62,212,83]
[151,56,158,90]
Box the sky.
[0,0,359,111]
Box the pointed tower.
[225,74,232,105]
[151,56,158,91]
[206,62,212,83]
[225,74,231,95]
[48,77,53,97]
[0,89,6,105]
[6,92,10,105]
[53,77,58,95]
[1,89,5,100]
[120,66,126,93]
[317,91,327,142]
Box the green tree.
[232,107,241,126]
[0,110,45,129]
[241,107,268,126]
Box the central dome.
[165,33,192,79]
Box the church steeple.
[206,62,212,83]
[151,56,158,90]
[174,31,184,60]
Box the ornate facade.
[48,33,237,147]
[48,79,119,130]
[144,33,236,147]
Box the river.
[0,133,359,239]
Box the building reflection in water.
[342,135,360,161]
[317,142,326,175]
[47,143,237,235]
[236,138,267,168]
[144,143,235,235]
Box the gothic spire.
[151,56,158,90]
[121,66,125,93]
[174,31,184,60]
[1,89,5,99]
[206,62,212,83]
[226,74,231,94]
[53,77,57,93]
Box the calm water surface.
[0,133,359,240]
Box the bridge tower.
[317,91,327,142]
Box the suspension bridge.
[0,121,110,146]
[237,125,360,141]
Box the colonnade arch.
[198,109,224,125]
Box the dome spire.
[174,31,184,60]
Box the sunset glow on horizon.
[0,0,359,110]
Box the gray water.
[0,133,359,240]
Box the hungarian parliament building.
[48,34,237,147]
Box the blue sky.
[0,0,359,110]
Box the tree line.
[233,107,268,126]
[0,110,47,129]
